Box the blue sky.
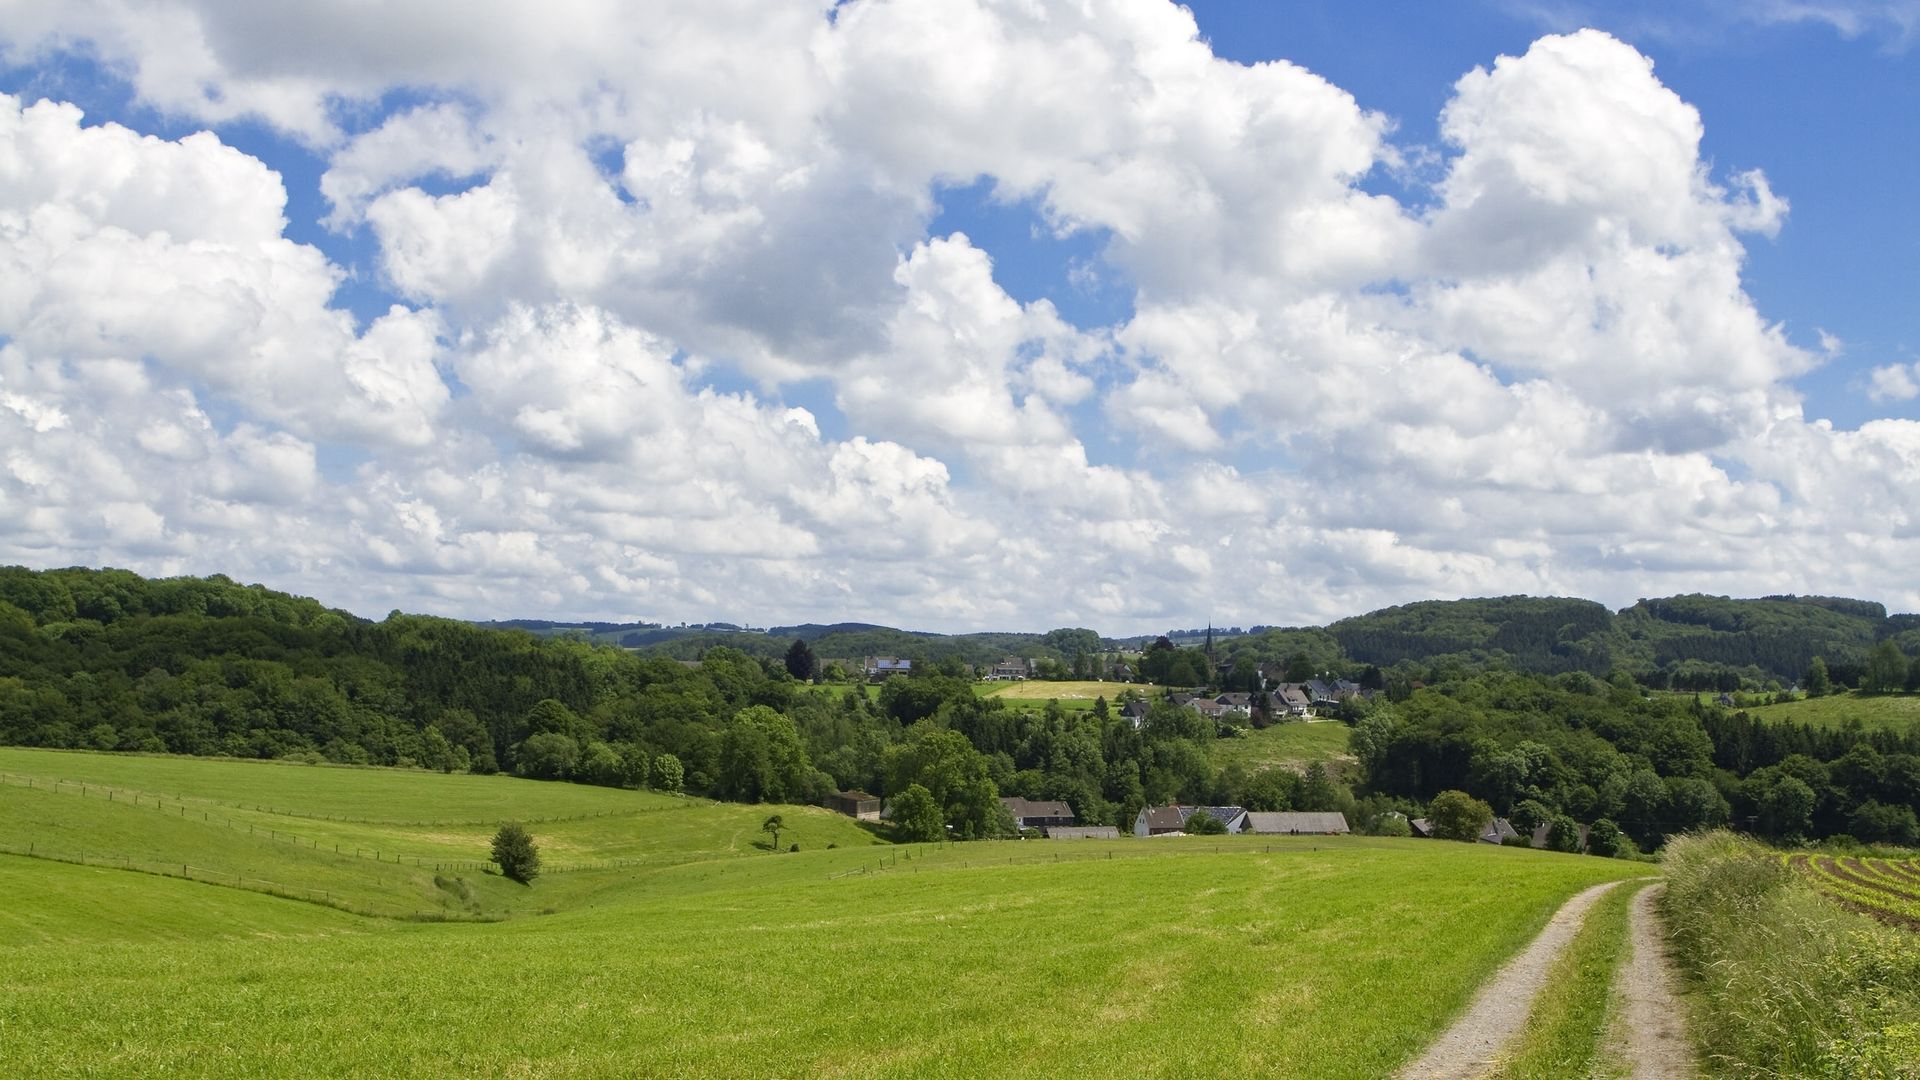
[2,1,1919,631]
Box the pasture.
[1733,691,1920,733]
[977,679,1138,710]
[1209,720,1354,774]
[2,749,1649,1078]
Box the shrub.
[490,822,541,884]
[1374,814,1412,838]
[1545,814,1583,853]
[1184,810,1227,835]
[1586,818,1624,858]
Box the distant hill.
[481,591,1914,686]
[1304,592,1901,686]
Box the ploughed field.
[2,749,1645,1078]
[1786,851,1920,929]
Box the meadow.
[975,678,1138,710]
[1719,690,1920,732]
[1209,719,1354,775]
[1,749,1650,1078]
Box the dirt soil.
[1603,883,1695,1080]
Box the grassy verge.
[1662,831,1920,1079]
[1486,879,1646,1080]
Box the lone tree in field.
[761,813,785,852]
[491,822,541,883]
[1427,790,1494,843]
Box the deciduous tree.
[491,822,540,883]
[1427,790,1493,843]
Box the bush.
[1586,818,1624,858]
[490,822,541,884]
[1374,813,1412,838]
[1184,811,1227,835]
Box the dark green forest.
[2,567,1916,850]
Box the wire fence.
[0,843,504,923]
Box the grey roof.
[1245,811,1350,835]
[1179,805,1249,830]
[1410,817,1435,837]
[1046,826,1120,839]
[1137,805,1186,831]
[1481,817,1523,844]
[1001,797,1074,821]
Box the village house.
[1119,699,1151,730]
[862,656,912,680]
[1480,817,1523,845]
[1212,692,1253,720]
[1271,683,1314,717]
[825,790,881,821]
[1001,797,1076,830]
[1133,804,1250,836]
[1244,811,1350,835]
[987,656,1034,680]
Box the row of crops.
[1787,851,1920,929]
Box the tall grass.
[1661,831,1920,1079]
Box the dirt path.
[1604,883,1695,1079]
[1397,881,1623,1080]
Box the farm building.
[1001,797,1076,830]
[1134,804,1249,836]
[1409,818,1436,838]
[1245,811,1350,835]
[862,656,911,680]
[1046,826,1120,840]
[826,790,881,821]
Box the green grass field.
[2,749,1651,1078]
[1731,691,1920,733]
[977,678,1141,710]
[1209,720,1354,775]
